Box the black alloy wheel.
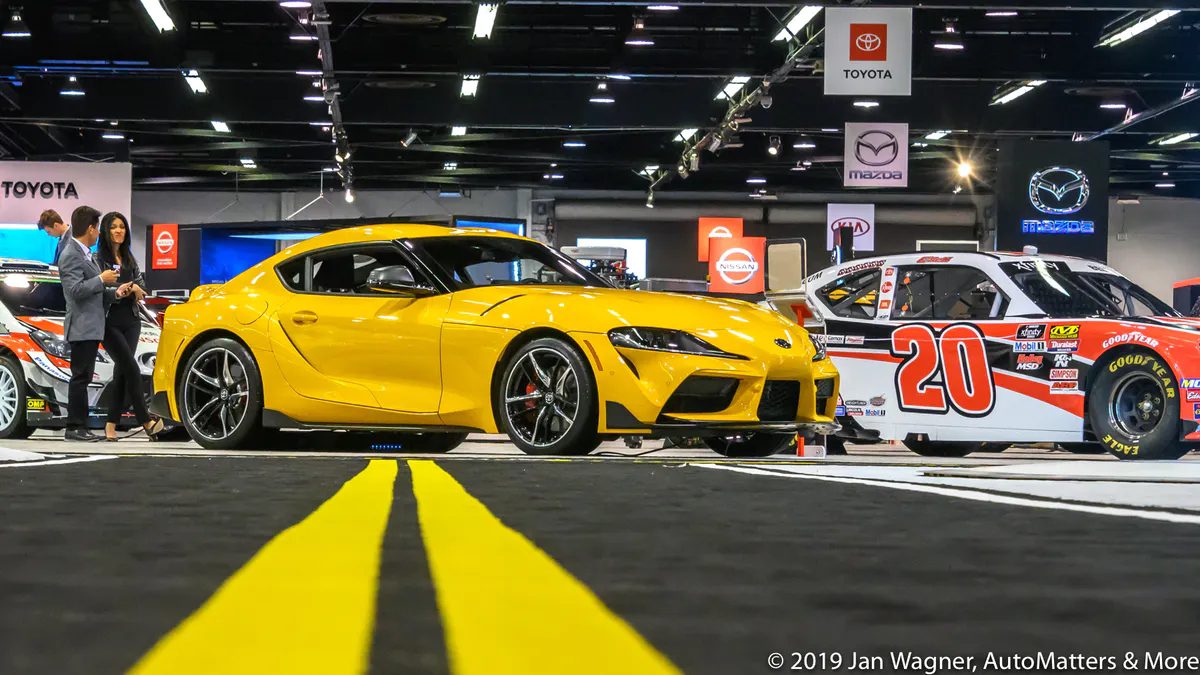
[179,338,264,450]
[497,337,599,455]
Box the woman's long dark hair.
[97,211,134,268]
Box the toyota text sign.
[844,122,908,187]
[708,236,765,294]
[825,8,912,96]
[826,203,876,252]
[151,223,179,270]
[697,216,744,262]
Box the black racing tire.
[704,432,796,458]
[177,338,264,450]
[495,337,599,455]
[374,431,469,453]
[903,439,979,457]
[1056,442,1107,455]
[1088,350,1188,460]
[0,355,34,440]
[977,442,1012,453]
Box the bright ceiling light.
[344,188,356,203]
[853,100,879,108]
[674,128,698,142]
[772,6,822,42]
[543,173,564,180]
[450,126,468,136]
[296,69,322,76]
[956,161,973,178]
[647,5,678,11]
[2,10,31,38]
[912,141,929,148]
[1098,9,1180,48]
[563,140,587,148]
[473,3,499,39]
[102,133,125,140]
[589,96,615,104]
[608,73,632,81]
[715,75,751,101]
[1157,132,1198,145]
[182,69,208,94]
[279,1,312,8]
[746,177,767,184]
[211,121,230,133]
[443,161,458,171]
[924,130,951,140]
[240,158,258,169]
[985,11,1018,17]
[933,23,964,50]
[289,31,318,41]
[460,74,480,97]
[1156,182,1176,188]
[139,0,175,32]
[793,136,816,149]
[767,135,781,156]
[1099,102,1127,110]
[400,129,419,147]
[59,76,84,96]
[303,94,324,102]
[990,79,1046,105]
[625,17,653,46]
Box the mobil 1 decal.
[889,323,996,417]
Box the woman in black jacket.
[96,211,162,441]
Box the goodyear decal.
[1108,354,1176,399]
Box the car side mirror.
[366,265,435,297]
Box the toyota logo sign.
[854,130,898,167]
[1028,166,1089,215]
[831,217,871,237]
[155,228,176,254]
[855,32,881,52]
[714,247,759,285]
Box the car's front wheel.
[1088,351,1189,460]
[178,338,264,450]
[496,337,599,455]
[704,432,795,457]
[0,355,34,440]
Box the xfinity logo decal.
[714,247,759,285]
[1029,167,1090,215]
[854,130,898,166]
[1,181,80,200]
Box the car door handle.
[291,311,318,325]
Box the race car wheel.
[704,432,795,458]
[0,355,34,440]
[1056,442,1106,454]
[1089,351,1188,460]
[497,337,599,455]
[178,338,264,450]
[903,439,978,457]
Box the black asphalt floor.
[1,456,1199,674]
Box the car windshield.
[413,236,610,289]
[1001,261,1177,318]
[0,276,66,316]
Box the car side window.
[281,245,433,295]
[894,265,1008,320]
[277,257,307,292]
[818,269,881,319]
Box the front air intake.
[662,376,738,414]
[757,380,800,422]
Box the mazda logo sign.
[855,32,882,52]
[854,130,899,167]
[1029,166,1090,215]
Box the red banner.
[697,217,743,262]
[708,236,765,294]
[151,223,178,270]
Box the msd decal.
[1016,324,1046,340]
[1016,354,1043,371]
[881,281,893,293]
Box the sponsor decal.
[864,409,886,417]
[1013,341,1046,352]
[1049,368,1079,380]
[1185,389,1200,403]
[1048,324,1080,339]
[836,259,885,276]
[28,352,70,382]
[846,407,865,416]
[916,255,952,264]
[1029,166,1090,215]
[1016,324,1046,340]
[1010,260,1061,272]
[1053,353,1072,368]
[835,405,847,416]
[1102,433,1138,457]
[1193,402,1200,417]
[844,335,865,346]
[714,247,759,285]
[879,299,892,310]
[880,281,893,293]
[1101,331,1160,350]
[884,267,895,277]
[1182,378,1200,389]
[869,395,887,407]
[1,180,79,199]
[1050,381,1079,392]
[25,398,45,410]
[825,334,846,345]
[1107,354,1178,399]
[845,399,868,406]
[1015,353,1043,371]
[1048,340,1079,353]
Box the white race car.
[0,258,161,438]
[804,249,1200,460]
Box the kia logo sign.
[714,247,759,285]
[708,225,733,239]
[855,32,881,52]
[854,130,898,166]
[831,217,871,237]
[155,229,175,254]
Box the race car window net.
[1000,261,1177,318]
[893,266,1009,321]
[818,269,880,319]
[0,278,66,315]
[411,237,609,291]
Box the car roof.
[819,249,1093,274]
[275,223,528,259]
[0,258,57,277]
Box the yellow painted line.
[128,459,398,675]
[409,460,680,675]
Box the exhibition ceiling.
[0,1,1196,197]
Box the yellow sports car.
[151,224,839,456]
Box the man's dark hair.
[37,209,63,233]
[70,205,101,238]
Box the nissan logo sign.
[830,217,871,237]
[854,130,898,167]
[708,225,733,239]
[1029,166,1090,215]
[155,229,176,254]
[714,247,759,285]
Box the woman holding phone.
[96,211,163,441]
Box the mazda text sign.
[824,8,912,96]
[844,122,908,188]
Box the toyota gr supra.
[805,249,1200,460]
[0,258,162,438]
[151,224,839,455]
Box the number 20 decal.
[890,323,996,417]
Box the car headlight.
[30,329,72,360]
[608,327,746,360]
[808,333,827,361]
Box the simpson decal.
[1048,324,1080,339]
[1016,324,1046,340]
[1049,368,1079,380]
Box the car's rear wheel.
[0,355,34,440]
[178,338,264,450]
[903,439,978,457]
[704,432,795,457]
[1088,351,1188,460]
[496,337,599,455]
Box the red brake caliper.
[524,382,539,410]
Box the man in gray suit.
[59,205,131,442]
[37,209,71,265]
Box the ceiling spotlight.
[1099,101,1128,110]
[344,188,356,203]
[59,76,85,97]
[2,9,31,38]
[934,23,964,50]
[279,1,312,8]
[473,3,500,39]
[793,136,816,149]
[956,161,973,178]
[182,69,208,94]
[1098,9,1180,48]
[625,17,654,46]
[211,121,230,133]
[953,184,963,194]
[853,100,879,108]
[460,74,480,98]
[772,5,822,42]
[802,159,812,166]
[450,125,468,136]
[400,129,419,148]
[289,31,318,41]
[767,135,782,156]
[990,79,1046,105]
[139,0,175,32]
